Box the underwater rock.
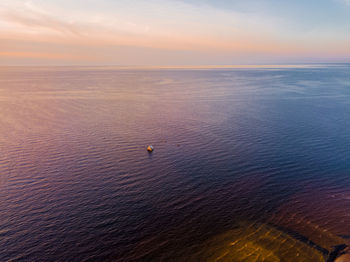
[189,221,325,262]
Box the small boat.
[147,145,154,152]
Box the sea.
[0,65,350,261]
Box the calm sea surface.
[1,65,350,261]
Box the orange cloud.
[0,0,349,65]
[0,51,92,61]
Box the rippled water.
[1,65,350,261]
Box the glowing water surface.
[0,65,350,261]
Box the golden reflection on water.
[192,221,325,262]
[195,184,350,262]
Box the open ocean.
[1,65,350,261]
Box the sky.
[0,0,350,65]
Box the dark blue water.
[1,65,350,261]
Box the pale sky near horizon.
[0,0,350,65]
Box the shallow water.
[0,65,350,261]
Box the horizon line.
[0,63,349,70]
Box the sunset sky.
[1,0,350,65]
